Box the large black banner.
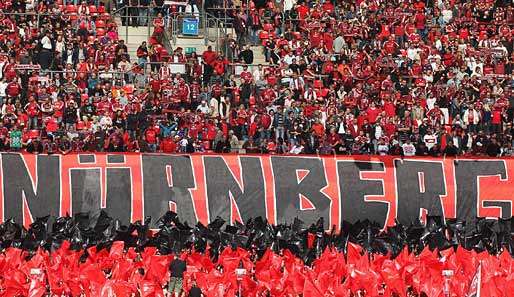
[0,153,512,229]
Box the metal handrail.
[110,5,127,16]
[27,61,166,89]
[204,12,229,53]
[111,4,161,16]
[107,6,233,59]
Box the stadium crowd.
[0,0,513,157]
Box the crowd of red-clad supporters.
[0,0,513,156]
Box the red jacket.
[202,50,217,66]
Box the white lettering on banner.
[14,64,41,70]
[169,63,186,74]
[163,0,187,5]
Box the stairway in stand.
[114,14,268,67]
[115,13,154,63]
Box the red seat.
[76,121,86,130]
[262,23,274,32]
[95,20,105,28]
[100,12,110,21]
[66,4,77,13]
[97,5,106,13]
[159,48,169,57]
[28,130,40,139]
[415,78,426,87]
[89,5,97,15]
[58,4,65,12]
[401,95,412,102]
[123,85,134,94]
[313,80,323,89]
[96,28,106,36]
[148,36,158,45]
[259,30,269,40]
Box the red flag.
[333,280,351,297]
[241,274,258,297]
[126,247,138,260]
[187,250,215,272]
[66,278,83,296]
[113,281,137,296]
[142,247,158,259]
[287,266,305,295]
[145,255,170,285]
[456,246,478,277]
[449,271,468,297]
[499,250,513,276]
[80,262,107,296]
[317,270,336,294]
[57,241,71,256]
[481,278,502,297]
[312,247,338,274]
[102,279,137,296]
[3,269,29,296]
[109,241,125,259]
[282,249,300,273]
[303,271,323,297]
[47,265,67,295]
[419,267,443,297]
[307,232,316,249]
[111,258,133,281]
[346,242,362,264]
[467,263,481,297]
[218,247,252,273]
[380,259,406,297]
[25,249,49,272]
[140,280,165,297]
[27,278,47,297]
[5,248,24,269]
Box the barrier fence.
[1,153,513,229]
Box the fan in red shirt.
[366,103,382,124]
[177,79,191,108]
[6,80,20,98]
[189,80,201,105]
[311,120,325,138]
[25,96,40,129]
[202,46,217,66]
[150,75,162,94]
[213,56,227,76]
[383,37,399,55]
[145,126,158,152]
[160,137,177,153]
[96,97,112,116]
[240,66,253,84]
[211,82,223,98]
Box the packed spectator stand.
[0,0,513,157]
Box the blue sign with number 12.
[182,18,199,36]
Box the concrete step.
[118,26,153,39]
[118,25,153,61]
[204,27,235,40]
[174,35,208,46]
[250,46,267,65]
